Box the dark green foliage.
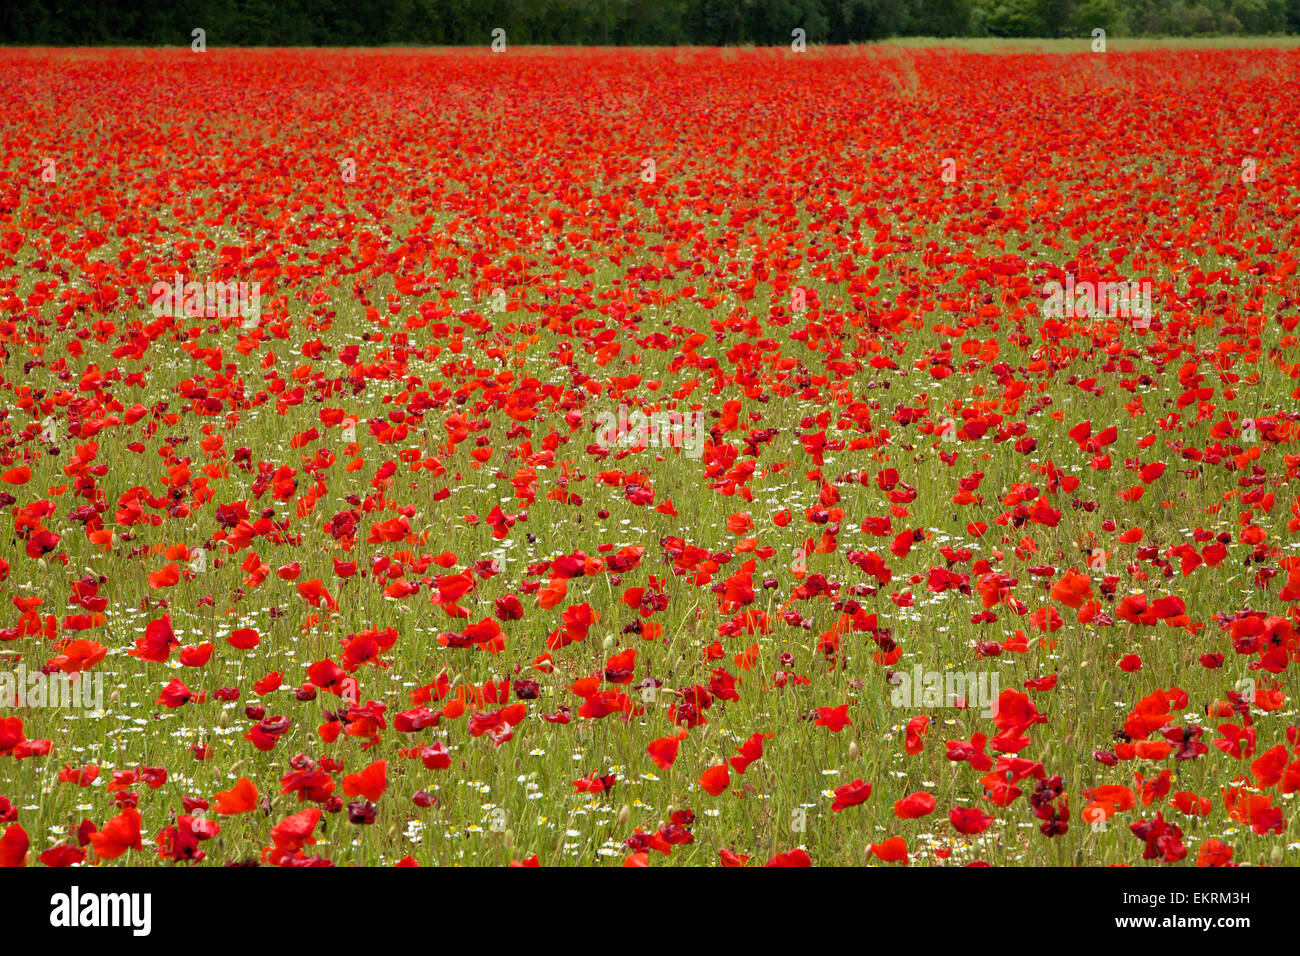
[0,0,1292,44]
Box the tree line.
[2,0,1298,46]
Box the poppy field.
[2,43,1300,869]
